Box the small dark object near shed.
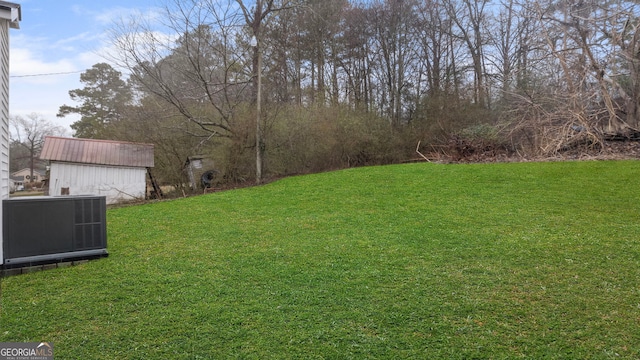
[201,170,218,189]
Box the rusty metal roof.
[39,136,154,168]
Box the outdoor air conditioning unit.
[2,195,108,268]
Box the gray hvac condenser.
[3,195,108,267]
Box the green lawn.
[2,160,640,359]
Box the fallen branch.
[416,141,431,162]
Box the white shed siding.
[49,162,147,204]
[0,19,7,264]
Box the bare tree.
[108,0,265,185]
[445,0,490,108]
[109,0,250,139]
[596,0,640,129]
[236,0,297,184]
[369,0,419,127]
[112,0,301,184]
[339,4,375,111]
[10,113,66,181]
[412,0,463,126]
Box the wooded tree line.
[58,0,640,189]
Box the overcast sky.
[9,0,162,135]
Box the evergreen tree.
[58,63,132,139]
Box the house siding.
[0,16,9,265]
[11,168,44,182]
[49,162,147,204]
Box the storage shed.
[40,136,154,204]
[184,155,217,190]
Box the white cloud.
[8,3,171,133]
[11,74,81,131]
[10,48,77,81]
[53,32,103,48]
[95,7,144,26]
[72,4,164,28]
[9,35,87,130]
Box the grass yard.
[1,160,640,358]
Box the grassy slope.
[1,161,639,359]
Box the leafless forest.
[57,0,640,188]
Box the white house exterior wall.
[0,17,8,264]
[49,162,147,204]
[11,167,44,182]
